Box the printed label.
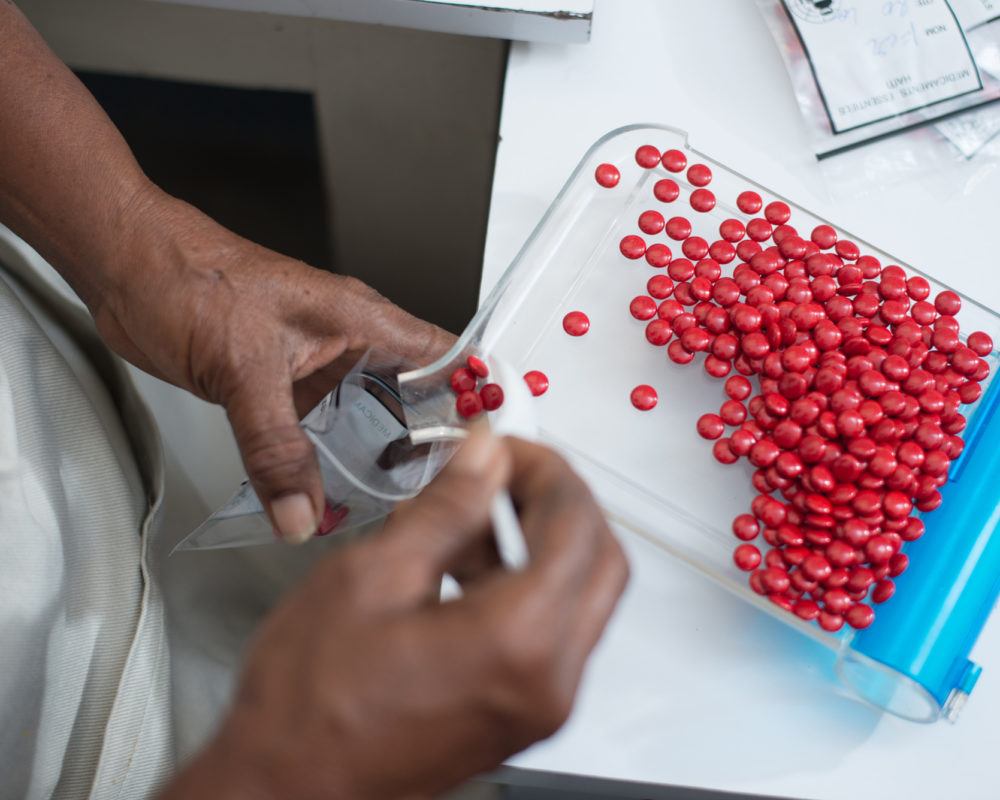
[783,0,983,133]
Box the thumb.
[225,372,323,544]
[379,428,511,585]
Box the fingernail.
[272,493,317,545]
[451,427,501,475]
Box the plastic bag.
[175,352,458,551]
[757,0,1000,187]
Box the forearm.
[0,2,159,310]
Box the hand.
[93,188,454,543]
[159,431,629,800]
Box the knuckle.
[240,425,314,488]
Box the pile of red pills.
[594,144,994,633]
[450,355,507,419]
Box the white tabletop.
[485,1,999,798]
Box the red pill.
[645,319,673,346]
[720,218,746,242]
[872,579,895,604]
[761,567,790,594]
[653,178,680,203]
[846,604,875,630]
[595,163,620,188]
[794,599,821,621]
[967,331,994,356]
[562,311,590,337]
[681,326,711,352]
[465,356,489,381]
[866,535,895,564]
[638,211,665,236]
[630,385,658,411]
[802,554,832,583]
[709,240,737,264]
[635,144,661,168]
[811,225,837,249]
[819,612,844,632]
[690,188,716,213]
[746,218,773,242]
[630,296,657,320]
[764,201,791,225]
[934,290,961,316]
[682,237,710,260]
[733,544,762,571]
[737,191,763,214]
[450,367,478,394]
[687,163,712,187]
[667,339,695,364]
[456,390,483,419]
[647,274,674,299]
[620,235,646,259]
[666,217,693,241]
[661,148,687,172]
[480,383,504,411]
[523,370,549,397]
[725,375,753,401]
[697,413,726,440]
[824,588,852,615]
[720,399,747,426]
[749,440,780,467]
[835,240,860,261]
[732,513,760,541]
[713,438,738,464]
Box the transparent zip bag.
[175,350,535,552]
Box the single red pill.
[480,383,504,411]
[562,311,590,337]
[737,190,763,214]
[824,588,852,615]
[733,544,762,571]
[635,144,661,168]
[690,188,716,213]
[811,225,837,249]
[725,375,752,401]
[450,367,478,394]
[746,218,773,242]
[647,274,674,299]
[709,240,737,264]
[866,536,895,564]
[967,331,994,356]
[819,611,844,632]
[687,163,712,187]
[697,413,726,440]
[764,201,791,225]
[667,339,694,364]
[732,513,760,541]
[835,240,860,261]
[713,438,738,464]
[456,390,483,419]
[934,290,961,316]
[666,216,693,241]
[595,163,620,188]
[682,237,710,260]
[681,326,711,352]
[761,567,791,594]
[749,440,780,467]
[653,178,680,203]
[906,276,930,301]
[466,355,489,379]
[802,554,832,583]
[644,243,673,269]
[638,209,666,235]
[645,319,673,346]
[628,296,656,321]
[661,148,687,172]
[620,235,646,259]
[630,384,658,411]
[794,599,821,621]
[846,604,875,630]
[720,218,746,242]
[720,399,748,426]
[872,579,895,604]
[523,370,549,397]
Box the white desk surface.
[484,1,999,798]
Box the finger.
[225,369,323,545]
[375,427,510,602]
